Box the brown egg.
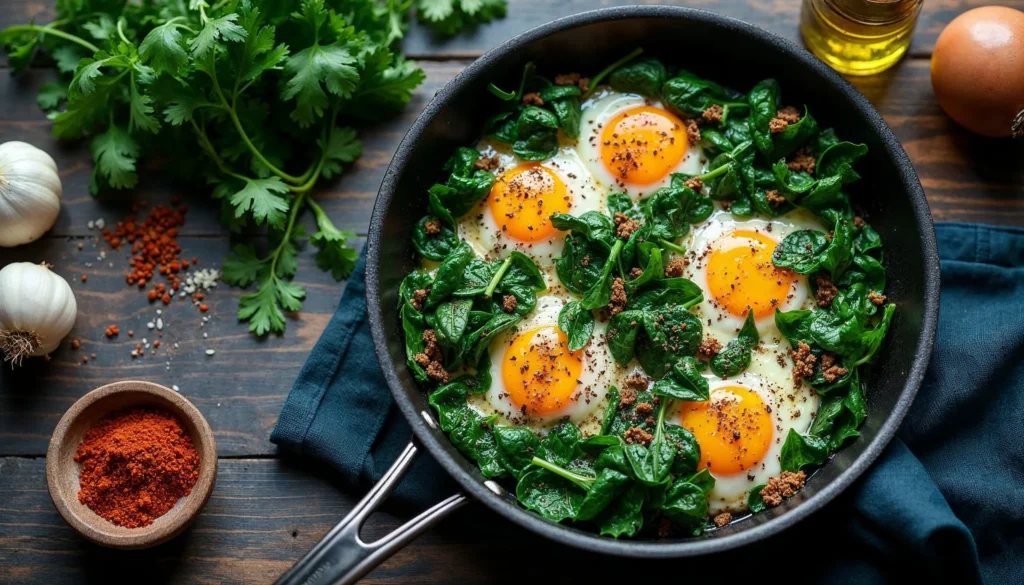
[931,6,1024,138]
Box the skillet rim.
[366,5,941,557]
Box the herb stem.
[696,164,731,182]
[483,255,514,299]
[207,62,304,185]
[5,24,100,54]
[659,239,686,255]
[269,192,308,278]
[581,47,643,100]
[529,457,595,492]
[116,17,130,45]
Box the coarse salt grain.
[156,318,163,330]
[147,322,155,329]
[174,343,179,349]
[203,332,208,338]
[205,349,215,356]
[172,385,180,392]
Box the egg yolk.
[679,385,773,476]
[488,164,571,243]
[705,230,796,320]
[600,105,689,185]
[501,325,583,416]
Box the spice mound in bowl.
[47,380,217,549]
[75,407,201,529]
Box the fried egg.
[469,295,621,434]
[577,90,705,200]
[458,141,603,281]
[671,364,818,513]
[679,207,825,342]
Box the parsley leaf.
[189,13,246,58]
[90,124,139,191]
[229,177,291,228]
[139,21,189,72]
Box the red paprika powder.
[74,407,200,528]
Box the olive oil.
[801,0,922,76]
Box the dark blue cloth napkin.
[271,223,1024,584]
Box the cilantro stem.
[5,24,100,54]
[659,239,687,255]
[581,47,643,101]
[529,457,595,492]
[206,59,305,186]
[696,164,730,182]
[116,18,130,45]
[267,192,308,280]
[483,255,514,299]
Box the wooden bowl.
[46,380,217,549]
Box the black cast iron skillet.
[276,6,940,584]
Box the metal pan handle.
[274,441,468,585]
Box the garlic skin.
[0,141,63,247]
[0,262,77,364]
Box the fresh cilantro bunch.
[0,0,505,335]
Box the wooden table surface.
[2,1,1023,583]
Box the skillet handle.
[274,441,468,585]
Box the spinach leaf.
[815,127,840,153]
[541,422,582,467]
[601,387,621,436]
[623,399,675,487]
[631,279,704,311]
[747,484,768,513]
[652,356,710,402]
[581,240,624,310]
[748,79,781,157]
[550,96,581,139]
[537,84,581,102]
[809,299,866,356]
[429,383,504,478]
[494,426,544,479]
[460,312,520,365]
[637,307,703,379]
[809,394,846,438]
[594,444,633,476]
[559,300,595,352]
[780,429,829,472]
[687,468,716,495]
[855,224,882,255]
[662,70,747,117]
[453,258,498,297]
[663,424,701,476]
[399,271,433,309]
[660,479,708,534]
[606,309,644,366]
[855,303,895,366]
[430,148,496,218]
[607,193,638,218]
[425,242,474,308]
[513,106,559,161]
[642,186,713,240]
[830,374,867,449]
[609,57,667,96]
[710,310,759,377]
[428,381,470,432]
[700,127,734,153]
[556,233,608,295]
[551,211,616,245]
[402,304,428,383]
[817,141,868,182]
[772,229,830,273]
[494,251,547,292]
[434,298,473,348]
[599,484,646,538]
[576,468,632,521]
[516,468,585,522]
[768,106,817,160]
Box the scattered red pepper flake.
[81,274,87,283]
[104,325,119,338]
[199,304,209,313]
[71,339,81,350]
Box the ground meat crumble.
[554,72,590,92]
[790,341,816,382]
[629,267,644,280]
[614,212,641,239]
[787,148,817,174]
[522,92,544,106]
[424,218,442,236]
[502,294,518,313]
[701,104,723,124]
[815,274,838,308]
[713,512,732,528]
[698,336,723,360]
[619,386,637,408]
[474,155,500,171]
[868,290,887,305]
[634,402,654,417]
[820,352,849,383]
[608,277,627,315]
[623,426,654,446]
[684,118,701,144]
[665,257,689,278]
[765,189,787,208]
[684,176,704,191]
[854,216,866,229]
[414,329,449,383]
[624,372,650,391]
[411,288,429,312]
[760,470,807,507]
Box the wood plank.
[0,235,363,457]
[0,457,735,584]
[5,0,1021,59]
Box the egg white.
[679,207,826,342]
[577,89,706,201]
[669,365,819,514]
[458,140,603,284]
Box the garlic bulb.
[0,262,77,365]
[0,141,63,247]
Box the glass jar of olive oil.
[801,0,923,76]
